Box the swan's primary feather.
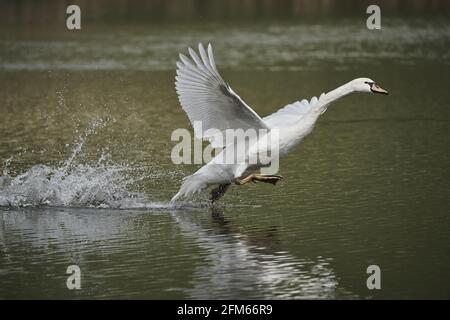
[263,93,326,128]
[175,43,269,148]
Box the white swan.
[171,43,388,203]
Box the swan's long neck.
[320,81,355,109]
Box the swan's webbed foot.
[210,183,231,203]
[254,174,283,185]
[235,174,283,186]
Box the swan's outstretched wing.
[175,43,268,148]
[263,94,326,128]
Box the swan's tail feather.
[170,174,209,203]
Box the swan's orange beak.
[370,83,388,95]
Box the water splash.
[0,120,169,209]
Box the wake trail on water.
[0,120,178,210]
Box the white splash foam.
[0,120,172,209]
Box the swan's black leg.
[210,183,231,203]
[253,174,283,185]
[235,174,283,186]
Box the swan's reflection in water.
[0,207,353,299]
[173,207,347,299]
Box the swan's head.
[352,78,388,95]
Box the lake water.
[1,18,450,299]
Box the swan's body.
[171,43,387,202]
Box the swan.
[171,43,388,203]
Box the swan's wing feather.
[176,43,268,148]
[263,93,326,128]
